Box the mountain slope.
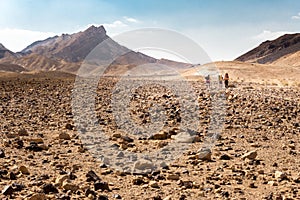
[236,33,300,65]
[0,43,16,59]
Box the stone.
[62,182,79,192]
[19,165,30,174]
[11,183,24,192]
[150,132,168,140]
[149,180,159,188]
[55,174,69,186]
[0,148,5,158]
[197,147,212,161]
[113,194,122,199]
[86,170,101,182]
[58,132,71,140]
[167,174,180,181]
[121,135,134,143]
[171,132,194,143]
[25,142,44,152]
[133,159,155,173]
[18,128,29,136]
[94,181,110,191]
[133,177,146,185]
[275,171,288,180]
[98,195,109,200]
[220,154,231,160]
[26,193,46,200]
[27,138,44,144]
[241,150,257,160]
[65,123,74,130]
[268,181,278,186]
[2,185,14,195]
[9,171,17,180]
[42,183,58,194]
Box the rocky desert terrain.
[0,70,299,200]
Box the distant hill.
[0,25,191,74]
[0,63,26,72]
[236,33,300,66]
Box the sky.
[1,0,300,62]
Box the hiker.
[224,73,229,88]
[218,74,223,88]
[205,75,210,88]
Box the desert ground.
[0,62,300,200]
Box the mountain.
[236,33,300,66]
[21,25,109,63]
[0,25,191,74]
[0,43,16,59]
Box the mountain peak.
[0,43,8,51]
[84,25,106,35]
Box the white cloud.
[0,28,56,52]
[291,12,300,20]
[103,20,128,28]
[123,16,139,23]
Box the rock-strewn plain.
[0,71,300,200]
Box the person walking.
[218,74,223,88]
[224,73,229,88]
[205,75,210,88]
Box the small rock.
[171,132,194,143]
[0,149,5,158]
[65,123,74,130]
[149,180,159,188]
[249,182,257,188]
[133,159,155,174]
[18,129,29,136]
[113,194,122,199]
[55,174,69,186]
[9,172,17,180]
[12,183,24,191]
[150,132,168,140]
[98,195,109,200]
[94,181,110,191]
[275,171,288,180]
[58,132,71,140]
[121,135,134,143]
[26,193,46,200]
[42,183,58,194]
[86,170,101,182]
[19,165,30,175]
[133,177,146,185]
[27,138,44,144]
[197,147,212,161]
[62,182,79,192]
[220,154,231,160]
[241,150,257,160]
[167,174,180,181]
[2,185,14,195]
[25,142,44,152]
[268,181,278,186]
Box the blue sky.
[1,0,300,61]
